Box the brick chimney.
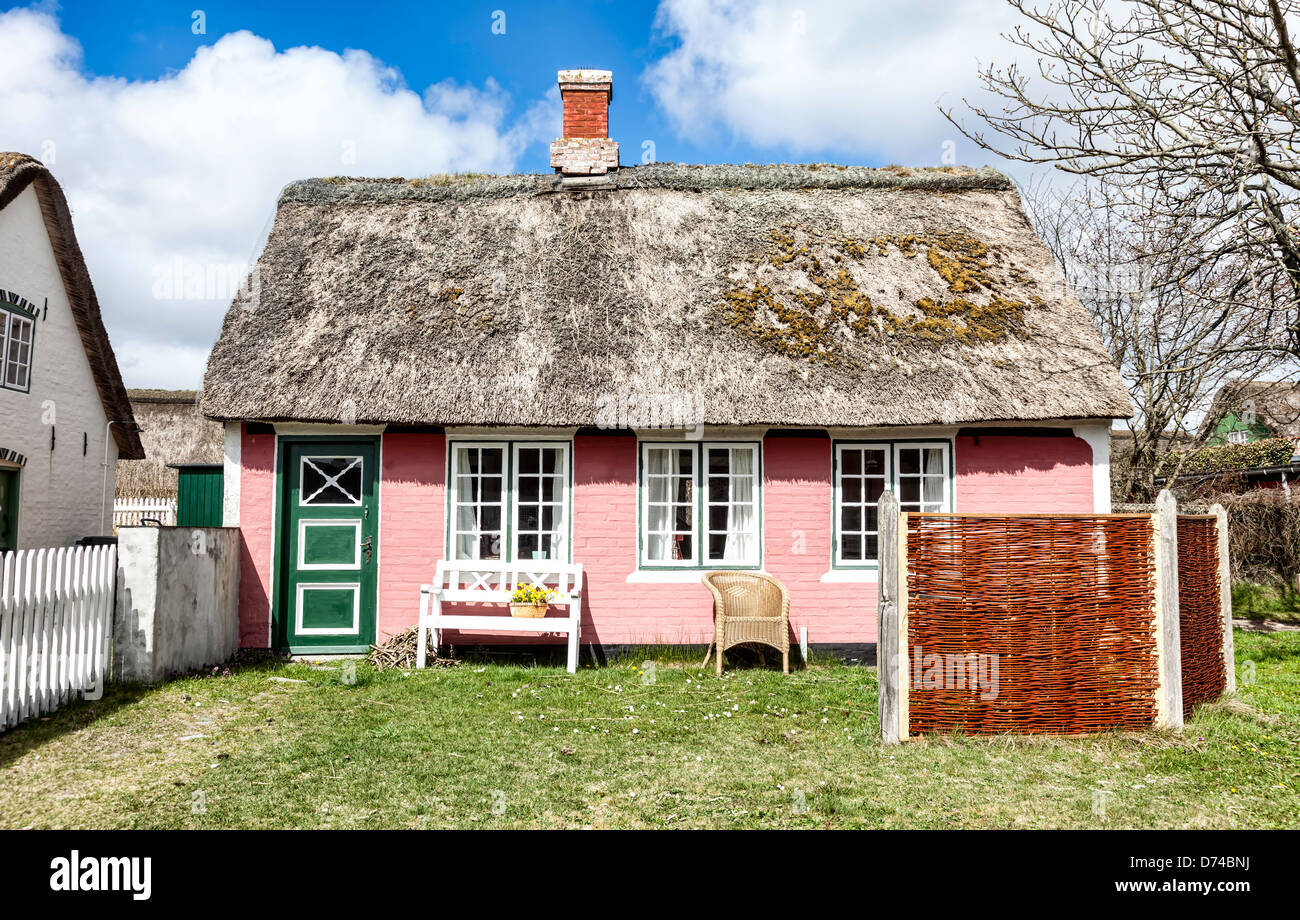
[550,69,618,176]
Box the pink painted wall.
[377,430,446,642]
[237,424,276,648]
[234,429,1100,649]
[955,434,1094,513]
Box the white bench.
[418,560,584,673]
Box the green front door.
[278,439,378,653]
[0,468,18,551]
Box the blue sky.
[0,0,1025,386]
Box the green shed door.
[176,466,225,527]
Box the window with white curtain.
[448,442,569,562]
[834,441,950,566]
[640,441,760,568]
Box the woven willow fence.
[877,492,1234,742]
[1176,515,1232,713]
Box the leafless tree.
[944,0,1300,362]
[1024,178,1278,499]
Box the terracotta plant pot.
[510,602,548,618]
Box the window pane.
[707,533,728,559]
[674,505,692,530]
[924,448,944,475]
[863,449,886,474]
[842,533,863,560]
[301,457,362,505]
[519,449,540,474]
[519,477,539,502]
[542,448,560,474]
[842,477,862,503]
[480,449,503,474]
[518,533,538,559]
[923,476,944,504]
[673,477,693,503]
[673,534,692,560]
[842,506,862,532]
[480,506,501,532]
[480,477,502,504]
[900,477,920,503]
[865,477,885,502]
[708,505,729,531]
[647,504,670,531]
[865,534,879,559]
[708,476,728,502]
[647,533,670,560]
[842,450,862,475]
[898,449,920,475]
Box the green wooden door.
[0,468,18,551]
[278,439,378,653]
[176,465,225,527]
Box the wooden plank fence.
[113,496,176,528]
[0,544,117,730]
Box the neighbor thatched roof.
[0,153,144,458]
[200,163,1130,428]
[115,389,224,497]
[1203,379,1300,439]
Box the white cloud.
[645,0,1020,166]
[0,8,557,388]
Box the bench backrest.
[431,560,583,604]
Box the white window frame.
[638,440,762,570]
[833,442,892,567]
[893,442,951,515]
[510,441,571,563]
[1,309,33,393]
[447,440,571,563]
[1226,429,1250,445]
[833,440,952,567]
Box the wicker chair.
[701,571,790,676]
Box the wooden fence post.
[1153,490,1184,730]
[877,490,901,744]
[1210,502,1236,693]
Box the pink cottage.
[199,70,1131,662]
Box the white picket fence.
[0,544,117,730]
[113,496,175,528]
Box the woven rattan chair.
[701,571,790,676]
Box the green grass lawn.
[1,631,1297,829]
[1233,582,1300,623]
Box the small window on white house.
[835,441,951,566]
[640,442,760,568]
[1226,430,1250,445]
[449,442,569,562]
[1,309,34,392]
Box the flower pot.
[510,602,548,619]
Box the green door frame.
[0,467,19,551]
[273,435,380,654]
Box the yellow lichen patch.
[717,226,1030,364]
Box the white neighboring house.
[0,153,143,550]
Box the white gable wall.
[0,185,116,547]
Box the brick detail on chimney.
[562,88,609,139]
[550,137,619,176]
[553,69,617,176]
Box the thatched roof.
[115,389,224,497]
[200,163,1130,428]
[0,153,144,458]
